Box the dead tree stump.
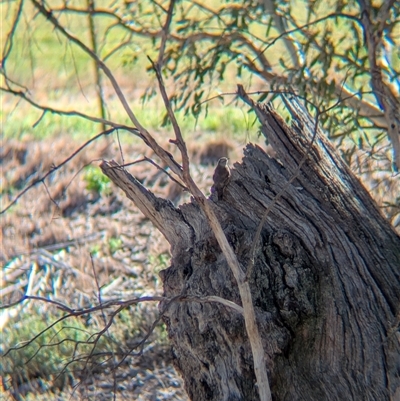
[101,97,400,401]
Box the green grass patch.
[2,0,261,143]
[3,95,260,142]
[1,300,169,391]
[84,166,112,195]
[0,307,111,385]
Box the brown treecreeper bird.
[212,157,231,201]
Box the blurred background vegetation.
[2,0,399,219]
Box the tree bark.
[101,97,400,401]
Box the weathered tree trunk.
[101,97,400,401]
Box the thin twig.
[30,0,184,178]
[143,156,188,190]
[1,86,127,128]
[0,128,115,214]
[86,0,107,132]
[357,0,400,170]
[157,0,176,67]
[254,12,361,62]
[0,295,75,312]
[151,10,272,399]
[237,83,351,281]
[1,0,24,70]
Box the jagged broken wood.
[101,96,400,401]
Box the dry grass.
[1,132,242,400]
[1,126,398,400]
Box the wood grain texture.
[101,98,400,401]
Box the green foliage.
[111,305,167,347]
[90,243,101,256]
[201,107,255,135]
[5,0,396,145]
[2,109,98,140]
[108,237,123,254]
[0,300,169,395]
[84,166,111,195]
[149,252,170,274]
[0,307,111,384]
[1,0,398,211]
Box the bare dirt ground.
[1,133,236,401]
[1,131,398,400]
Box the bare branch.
[1,86,125,128]
[0,295,74,312]
[255,12,361,62]
[86,0,107,131]
[0,128,115,214]
[357,0,400,170]
[143,156,188,191]
[148,39,273,400]
[237,84,351,280]
[30,0,184,179]
[1,0,24,69]
[260,0,301,67]
[157,0,175,67]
